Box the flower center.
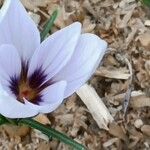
[18,82,38,103]
[9,63,50,104]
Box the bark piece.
[76,84,114,130]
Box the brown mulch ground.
[0,0,150,149]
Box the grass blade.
[40,10,58,41]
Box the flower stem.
[19,118,86,150]
[40,10,58,41]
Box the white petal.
[0,85,38,118]
[0,44,21,78]
[28,22,81,82]
[0,0,40,60]
[0,44,21,95]
[53,33,107,97]
[24,81,66,113]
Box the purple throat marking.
[8,62,52,104]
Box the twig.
[115,54,133,119]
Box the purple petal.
[53,33,107,97]
[28,22,81,82]
[0,0,40,60]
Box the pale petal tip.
[99,38,108,52]
[72,21,82,27]
[68,22,82,32]
[82,33,108,52]
[0,0,11,22]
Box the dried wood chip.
[76,84,114,130]
[128,128,143,148]
[109,123,128,141]
[144,20,150,26]
[33,114,50,141]
[134,119,143,129]
[141,125,150,136]
[111,91,150,108]
[34,129,49,141]
[21,0,38,10]
[82,0,97,18]
[126,27,137,47]
[138,31,150,49]
[55,114,74,125]
[3,125,30,138]
[34,114,51,125]
[103,138,119,148]
[82,18,96,33]
[37,142,51,150]
[95,67,130,79]
[0,0,149,149]
[131,95,150,108]
[21,0,48,10]
[117,4,136,28]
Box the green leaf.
[142,0,150,7]
[40,10,58,41]
[0,114,9,125]
[19,118,86,150]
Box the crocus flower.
[0,0,107,118]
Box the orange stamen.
[18,81,38,103]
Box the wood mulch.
[0,0,149,149]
